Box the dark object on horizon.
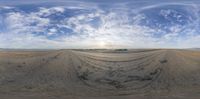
[115,49,128,51]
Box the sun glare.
[98,41,107,48]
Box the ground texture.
[0,49,200,99]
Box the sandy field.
[0,49,200,99]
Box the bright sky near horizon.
[0,0,200,49]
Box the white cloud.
[5,12,50,33]
[60,9,163,48]
[0,3,200,49]
[48,28,57,35]
[37,7,65,17]
[0,6,14,9]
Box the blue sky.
[0,0,200,49]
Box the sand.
[0,49,200,99]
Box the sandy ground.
[0,49,200,99]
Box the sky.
[0,0,200,49]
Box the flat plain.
[0,49,200,99]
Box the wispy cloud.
[0,1,200,49]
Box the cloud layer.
[0,1,200,49]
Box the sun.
[98,41,107,48]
